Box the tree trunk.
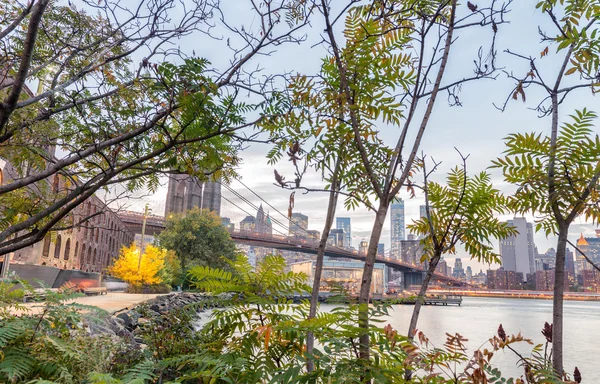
[404,253,441,380]
[306,169,341,372]
[552,225,569,376]
[358,202,389,362]
[408,253,441,339]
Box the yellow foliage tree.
[108,243,166,286]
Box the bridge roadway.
[228,229,466,286]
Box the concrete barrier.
[53,269,101,289]
[1,263,101,289]
[7,264,61,288]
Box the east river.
[360,297,600,382]
[197,297,600,382]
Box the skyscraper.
[453,258,466,279]
[256,204,272,235]
[359,240,368,255]
[328,229,345,247]
[500,218,536,279]
[417,205,428,240]
[289,212,308,237]
[389,198,405,259]
[419,205,427,219]
[575,231,600,276]
[336,217,352,248]
[377,243,385,257]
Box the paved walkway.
[11,292,168,315]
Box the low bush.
[126,283,172,294]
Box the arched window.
[87,247,92,264]
[64,239,71,260]
[42,235,51,257]
[53,235,62,259]
[92,249,97,265]
[74,241,79,260]
[80,244,86,267]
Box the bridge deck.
[228,229,468,286]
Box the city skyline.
[112,1,600,275]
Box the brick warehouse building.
[0,153,134,274]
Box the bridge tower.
[164,175,221,217]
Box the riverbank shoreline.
[428,289,600,301]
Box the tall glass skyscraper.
[390,198,405,259]
[419,204,427,219]
[336,217,351,248]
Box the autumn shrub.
[108,244,167,287]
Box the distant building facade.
[575,232,600,276]
[419,205,427,219]
[472,270,487,286]
[436,258,450,277]
[336,217,352,248]
[307,230,320,240]
[328,229,345,247]
[359,240,368,256]
[582,269,600,292]
[487,268,523,290]
[535,269,571,292]
[500,218,536,279]
[389,198,405,259]
[535,248,556,271]
[255,205,272,235]
[240,216,256,232]
[453,258,466,279]
[289,212,308,238]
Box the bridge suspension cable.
[220,183,300,238]
[220,181,312,238]
[219,191,290,238]
[232,178,312,237]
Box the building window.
[42,235,51,257]
[74,242,79,260]
[93,249,97,265]
[80,244,86,268]
[53,235,62,259]
[64,239,71,260]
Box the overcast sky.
[119,1,599,273]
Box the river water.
[356,297,600,382]
[197,297,599,382]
